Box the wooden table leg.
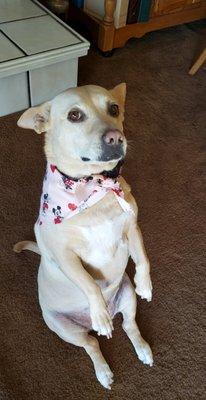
[189,48,206,75]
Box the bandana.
[37,164,133,225]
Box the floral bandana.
[38,164,133,225]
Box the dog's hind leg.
[42,311,114,389]
[13,241,41,255]
[116,274,153,366]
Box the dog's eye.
[67,109,85,122]
[108,103,119,118]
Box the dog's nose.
[103,130,124,146]
[99,129,125,161]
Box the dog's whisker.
[126,140,137,160]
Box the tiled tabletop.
[1,15,81,56]
[0,0,46,23]
[0,0,86,64]
[0,31,24,62]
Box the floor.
[0,23,205,400]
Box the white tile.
[30,59,78,105]
[1,15,81,55]
[0,32,25,62]
[0,0,46,23]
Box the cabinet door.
[151,0,201,17]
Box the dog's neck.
[56,160,124,182]
[38,160,133,226]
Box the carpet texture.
[0,24,205,400]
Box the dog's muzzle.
[98,129,126,162]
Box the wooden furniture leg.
[98,0,117,53]
[189,48,206,75]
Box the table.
[0,0,90,116]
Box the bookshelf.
[67,0,206,54]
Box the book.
[127,0,141,24]
[84,0,129,29]
[127,0,152,24]
[138,0,152,22]
[72,0,84,8]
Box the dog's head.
[17,84,127,178]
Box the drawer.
[151,0,201,17]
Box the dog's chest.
[76,211,129,270]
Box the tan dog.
[14,84,153,389]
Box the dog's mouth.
[101,158,124,178]
[98,149,125,162]
[81,154,124,163]
[81,157,91,162]
[81,146,126,164]
[74,158,124,179]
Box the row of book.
[127,0,152,24]
[71,1,152,28]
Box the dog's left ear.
[17,101,51,134]
[110,83,126,108]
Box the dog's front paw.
[134,272,153,302]
[90,304,114,338]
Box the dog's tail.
[13,241,41,255]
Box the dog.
[14,83,153,389]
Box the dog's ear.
[17,101,51,134]
[110,83,126,107]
